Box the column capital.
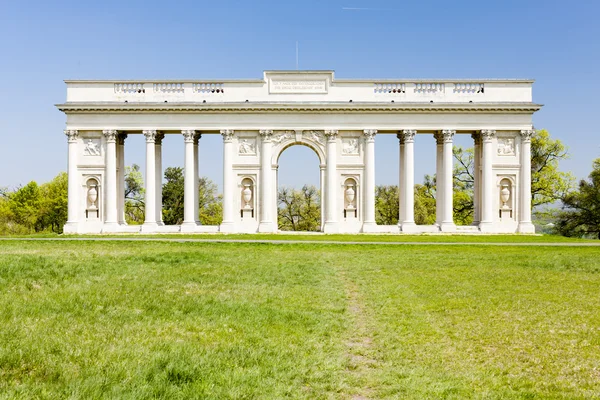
[64,129,79,143]
[259,129,274,142]
[193,132,201,145]
[471,132,481,145]
[324,129,338,141]
[520,129,535,142]
[143,130,158,143]
[182,130,196,143]
[220,129,234,142]
[363,129,377,141]
[481,129,496,142]
[155,133,165,145]
[441,130,455,143]
[117,133,128,146]
[102,129,118,143]
[402,129,417,143]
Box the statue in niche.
[238,139,256,154]
[342,139,359,155]
[84,139,101,156]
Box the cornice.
[56,102,543,114]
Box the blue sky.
[1,0,599,190]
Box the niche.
[498,177,513,220]
[343,178,358,218]
[86,178,100,219]
[240,177,254,219]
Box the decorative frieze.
[193,83,224,94]
[453,83,484,94]
[272,131,294,145]
[497,138,515,156]
[414,83,445,94]
[342,138,359,155]
[303,130,325,145]
[83,139,101,156]
[114,83,145,94]
[374,83,405,94]
[153,83,185,94]
[238,138,257,155]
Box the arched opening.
[276,143,322,232]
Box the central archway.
[274,141,324,232]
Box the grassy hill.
[0,239,598,398]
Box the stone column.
[102,129,119,231]
[479,129,495,232]
[117,134,127,225]
[258,129,275,232]
[362,129,377,232]
[64,130,79,233]
[434,133,444,226]
[401,130,417,231]
[194,133,201,224]
[440,130,456,231]
[155,133,164,226]
[518,129,535,233]
[320,165,325,231]
[324,130,339,233]
[142,130,158,232]
[181,130,196,231]
[397,133,405,226]
[471,133,481,225]
[220,129,235,232]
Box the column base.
[157,221,165,227]
[478,221,495,233]
[517,222,536,234]
[439,222,456,232]
[141,222,158,233]
[361,221,378,233]
[219,221,236,233]
[63,221,79,234]
[258,221,277,233]
[323,222,339,233]
[400,221,418,233]
[101,222,120,233]
[180,221,197,233]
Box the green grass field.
[1,239,599,399]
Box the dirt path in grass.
[336,266,379,400]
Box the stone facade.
[57,70,540,234]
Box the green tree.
[38,172,68,233]
[414,182,437,225]
[554,158,600,239]
[162,167,184,225]
[531,129,574,207]
[198,177,223,225]
[8,181,41,231]
[278,185,320,231]
[124,164,145,224]
[375,185,399,225]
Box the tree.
[8,181,41,231]
[554,159,600,239]
[162,167,185,225]
[198,177,223,225]
[531,129,574,207]
[37,172,68,233]
[278,185,320,231]
[124,164,145,224]
[375,185,399,225]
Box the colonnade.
[65,128,534,233]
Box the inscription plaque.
[270,79,327,94]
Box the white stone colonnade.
[59,70,540,234]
